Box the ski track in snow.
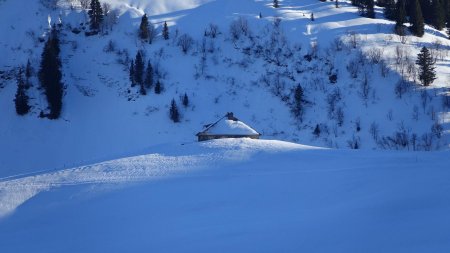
[0,153,214,217]
[0,139,310,218]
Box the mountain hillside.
[0,0,449,176]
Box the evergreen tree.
[384,0,396,20]
[162,21,169,40]
[395,0,407,35]
[139,14,149,40]
[182,93,189,108]
[311,13,315,21]
[377,0,386,6]
[432,0,446,30]
[293,84,304,120]
[396,0,407,27]
[155,80,162,94]
[144,61,153,89]
[38,26,63,119]
[170,99,180,123]
[446,0,450,37]
[273,0,279,8]
[313,124,321,137]
[366,0,375,18]
[419,0,433,24]
[129,60,135,87]
[416,47,436,86]
[14,68,30,115]
[410,0,425,37]
[88,0,103,31]
[336,0,339,8]
[139,83,146,95]
[134,51,144,86]
[135,52,146,95]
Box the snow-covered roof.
[198,113,259,136]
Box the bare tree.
[205,23,219,38]
[79,0,90,9]
[177,34,194,54]
[229,17,250,41]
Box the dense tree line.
[384,0,450,37]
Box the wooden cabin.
[196,112,261,142]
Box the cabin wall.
[197,135,260,142]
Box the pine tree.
[139,14,149,40]
[336,0,339,8]
[313,124,321,137]
[144,61,153,89]
[446,0,450,38]
[162,21,169,40]
[170,99,180,123]
[410,0,425,37]
[419,0,433,24]
[293,84,304,120]
[432,0,446,30]
[273,0,279,8]
[394,0,407,34]
[384,0,396,20]
[311,13,315,21]
[182,93,189,107]
[155,80,162,94]
[38,26,63,119]
[134,51,144,86]
[366,0,375,18]
[14,68,30,115]
[396,0,407,25]
[416,47,436,86]
[129,60,135,87]
[88,0,103,31]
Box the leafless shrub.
[387,109,393,121]
[420,133,433,151]
[348,32,360,49]
[205,23,219,38]
[229,17,250,41]
[177,34,194,54]
[327,88,342,118]
[412,105,419,121]
[79,0,89,9]
[431,121,443,139]
[369,122,379,141]
[359,72,370,103]
[103,39,116,53]
[394,45,405,66]
[379,59,389,77]
[336,107,344,126]
[442,94,450,111]
[347,135,360,149]
[347,57,360,79]
[377,122,411,150]
[394,79,411,98]
[367,48,383,64]
[332,37,344,51]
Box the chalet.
[196,112,261,142]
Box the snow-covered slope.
[0,139,449,252]
[0,0,449,176]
